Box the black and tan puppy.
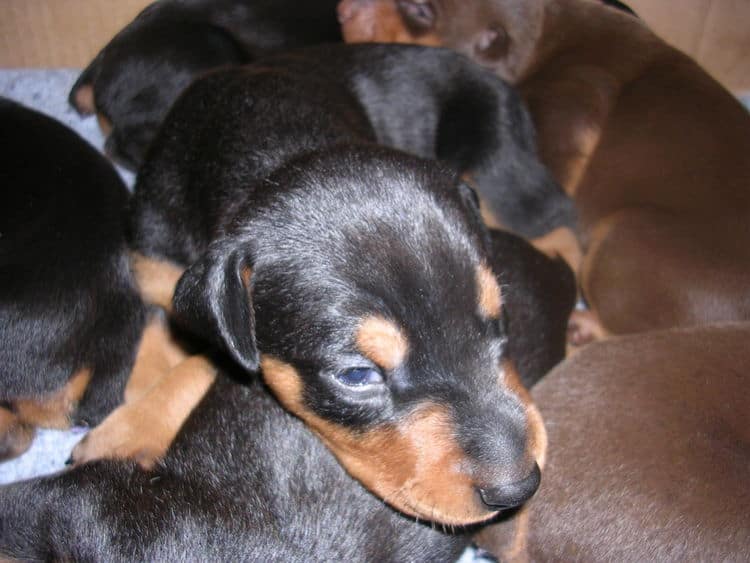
[339,0,750,340]
[476,322,750,561]
[0,99,146,460]
[70,0,342,169]
[0,226,575,560]
[70,43,577,527]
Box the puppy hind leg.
[70,355,217,469]
[123,312,189,404]
[582,210,750,334]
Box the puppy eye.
[397,0,436,30]
[474,26,510,60]
[336,367,384,387]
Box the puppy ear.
[172,241,259,372]
[68,54,102,115]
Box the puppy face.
[337,0,544,82]
[173,147,545,525]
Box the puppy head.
[69,7,246,169]
[337,0,545,82]
[173,147,545,525]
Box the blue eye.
[335,367,384,387]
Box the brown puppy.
[338,0,750,338]
[474,322,750,561]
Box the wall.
[1,0,748,92]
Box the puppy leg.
[70,355,216,469]
[0,407,34,461]
[124,313,189,403]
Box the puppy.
[69,0,342,169]
[475,322,750,561]
[338,0,750,338]
[0,224,575,559]
[0,99,147,460]
[70,43,580,528]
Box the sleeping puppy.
[70,0,342,169]
[0,226,575,560]
[338,0,750,339]
[0,98,146,460]
[476,322,750,561]
[70,43,577,528]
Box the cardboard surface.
[628,0,750,93]
[0,0,749,92]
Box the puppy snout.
[478,463,541,510]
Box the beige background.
[1,0,749,92]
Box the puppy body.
[0,99,146,457]
[70,0,342,169]
[476,322,750,561]
[339,0,750,336]
[122,43,575,526]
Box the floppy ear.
[172,240,259,372]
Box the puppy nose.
[478,463,541,510]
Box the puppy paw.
[567,309,608,349]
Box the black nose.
[478,463,541,510]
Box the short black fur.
[0,99,146,425]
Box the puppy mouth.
[399,495,500,527]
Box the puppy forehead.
[251,151,484,287]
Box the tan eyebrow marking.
[476,263,503,319]
[355,315,410,371]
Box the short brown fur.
[477,323,750,561]
[130,252,185,312]
[476,263,503,319]
[72,355,217,469]
[123,314,190,403]
[355,316,410,371]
